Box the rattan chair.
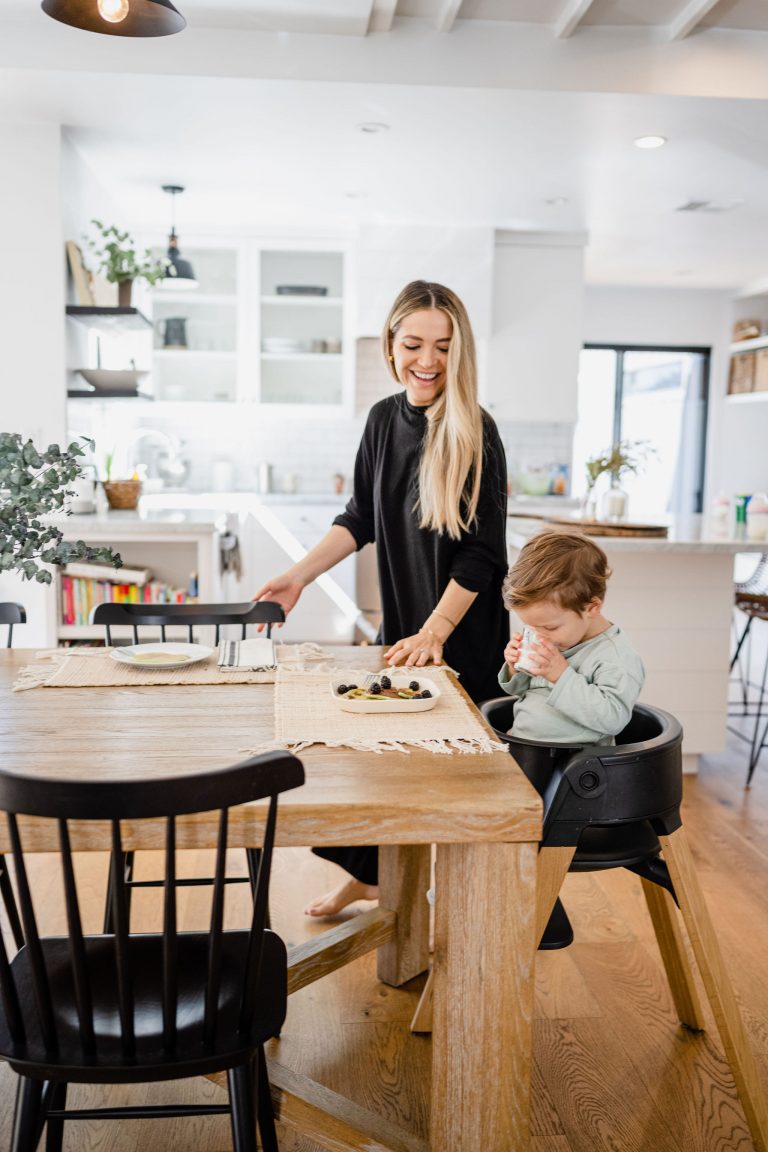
[0,749,304,1152]
[411,701,768,1152]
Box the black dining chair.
[91,600,285,931]
[0,748,305,1152]
[0,601,26,648]
[413,699,768,1150]
[91,600,284,646]
[0,603,26,950]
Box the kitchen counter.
[506,515,767,774]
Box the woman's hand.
[504,633,523,672]
[251,573,304,630]
[521,634,568,683]
[384,629,444,669]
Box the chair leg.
[103,850,134,934]
[11,1077,45,1152]
[227,1059,258,1152]
[410,968,434,1033]
[0,853,24,949]
[640,876,706,1031]
[256,1046,280,1152]
[535,846,576,945]
[660,827,768,1152]
[747,645,768,788]
[44,1082,67,1152]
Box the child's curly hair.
[503,530,612,613]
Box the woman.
[252,280,509,915]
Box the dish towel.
[12,643,332,691]
[271,666,507,755]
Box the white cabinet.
[486,231,585,423]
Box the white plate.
[110,642,213,670]
[331,672,441,713]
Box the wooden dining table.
[0,647,542,1152]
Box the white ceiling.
[4,0,768,290]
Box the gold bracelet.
[421,627,444,646]
[430,608,458,630]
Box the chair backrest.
[0,750,304,1071]
[541,705,684,847]
[0,602,25,648]
[91,600,284,646]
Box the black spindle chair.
[0,603,26,949]
[0,749,304,1152]
[91,600,285,930]
[0,601,26,648]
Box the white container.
[746,492,768,541]
[515,626,540,673]
[709,495,731,538]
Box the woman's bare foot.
[304,878,379,917]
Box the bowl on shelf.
[103,480,142,510]
[76,369,149,393]
[275,285,328,296]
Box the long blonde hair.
[382,281,483,540]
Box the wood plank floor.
[1,720,766,1152]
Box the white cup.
[515,626,540,673]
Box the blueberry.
[409,680,420,691]
[370,682,381,694]
[380,674,391,689]
[337,684,349,695]
[420,689,432,699]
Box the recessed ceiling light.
[357,122,390,134]
[634,135,667,149]
[544,197,569,207]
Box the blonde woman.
[252,280,509,915]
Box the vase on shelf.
[600,483,629,524]
[117,279,133,308]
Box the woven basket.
[103,480,142,510]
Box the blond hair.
[503,531,612,612]
[382,280,483,540]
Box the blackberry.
[409,680,420,691]
[337,684,349,695]
[369,682,382,694]
[420,689,432,699]
[380,674,391,689]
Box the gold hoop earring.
[389,355,394,362]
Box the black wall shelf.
[66,306,152,331]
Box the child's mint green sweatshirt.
[497,623,645,745]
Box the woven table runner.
[272,666,507,755]
[12,644,333,691]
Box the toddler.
[499,530,645,745]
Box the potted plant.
[85,219,168,306]
[582,440,653,522]
[0,433,121,582]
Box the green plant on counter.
[85,219,168,286]
[585,439,654,488]
[0,433,122,583]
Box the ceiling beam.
[668,0,721,41]
[367,0,398,34]
[554,0,597,39]
[436,0,462,34]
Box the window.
[573,345,710,520]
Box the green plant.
[85,219,167,287]
[585,440,654,490]
[0,434,122,583]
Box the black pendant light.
[159,185,198,290]
[41,0,185,37]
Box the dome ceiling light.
[41,0,185,37]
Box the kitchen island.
[507,516,766,772]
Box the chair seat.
[0,930,287,1082]
[570,819,661,871]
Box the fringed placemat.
[272,666,507,755]
[13,644,332,691]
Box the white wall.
[583,285,735,508]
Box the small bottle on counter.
[709,494,731,538]
[746,492,768,541]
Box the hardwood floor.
[1,725,766,1152]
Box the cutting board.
[543,516,669,538]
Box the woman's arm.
[384,578,478,668]
[252,524,357,618]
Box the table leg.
[377,844,431,986]
[430,841,537,1152]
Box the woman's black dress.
[313,392,509,886]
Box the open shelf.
[66,306,152,330]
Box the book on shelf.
[218,638,276,671]
[60,574,189,626]
[64,561,152,586]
